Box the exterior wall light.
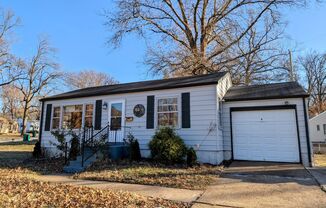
[102,102,108,110]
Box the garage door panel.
[232,109,300,163]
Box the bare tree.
[299,51,326,116]
[227,13,291,85]
[64,70,118,90]
[107,0,310,77]
[1,84,24,121]
[15,39,61,135]
[0,9,22,86]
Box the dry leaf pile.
[0,168,189,208]
[75,160,222,190]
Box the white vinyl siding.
[309,111,326,143]
[41,84,223,164]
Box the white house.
[309,112,326,143]
[38,72,312,167]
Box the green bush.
[69,134,80,160]
[125,133,141,161]
[33,141,42,158]
[149,127,187,164]
[187,147,197,167]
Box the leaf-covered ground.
[0,140,188,207]
[314,154,326,167]
[74,160,222,190]
[0,168,188,208]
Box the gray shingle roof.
[224,82,309,102]
[41,71,228,101]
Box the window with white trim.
[323,124,326,135]
[52,106,61,129]
[84,104,94,128]
[317,125,320,131]
[62,105,83,129]
[157,97,178,127]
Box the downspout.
[302,97,312,166]
[38,101,45,147]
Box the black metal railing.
[80,123,132,167]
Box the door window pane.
[111,103,122,130]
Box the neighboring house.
[17,119,40,133]
[309,112,326,143]
[38,72,312,167]
[0,117,19,134]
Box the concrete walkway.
[33,174,203,203]
[193,161,326,208]
[307,167,326,192]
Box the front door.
[108,100,125,143]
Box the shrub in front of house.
[186,147,197,167]
[149,127,187,164]
[33,141,42,158]
[69,133,80,160]
[125,133,141,161]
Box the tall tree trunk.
[21,101,29,136]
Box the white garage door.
[232,109,300,162]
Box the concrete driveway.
[193,161,326,208]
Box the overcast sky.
[1,0,326,83]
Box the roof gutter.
[224,95,309,102]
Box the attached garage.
[231,107,301,163]
[223,82,312,166]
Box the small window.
[62,105,83,129]
[324,124,326,135]
[52,107,61,129]
[317,125,320,131]
[157,97,178,127]
[84,104,94,128]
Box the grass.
[0,141,189,207]
[314,154,326,167]
[74,159,222,190]
[0,133,21,141]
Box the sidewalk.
[33,174,203,203]
[307,167,326,192]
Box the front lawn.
[314,154,326,167]
[0,133,21,141]
[74,160,222,190]
[0,168,188,208]
[0,141,188,207]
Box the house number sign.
[133,104,145,117]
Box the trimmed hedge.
[149,127,187,164]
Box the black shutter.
[94,100,102,130]
[146,96,155,129]
[182,92,191,128]
[44,104,52,131]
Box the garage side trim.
[302,98,312,164]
